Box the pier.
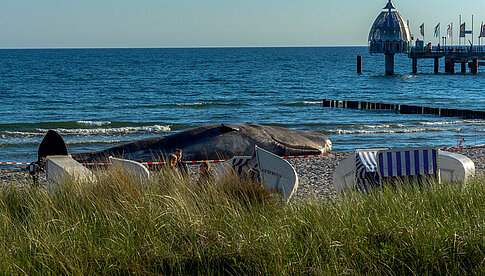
[409,46,485,74]
[367,0,485,75]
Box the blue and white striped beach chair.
[377,147,440,184]
[355,150,381,191]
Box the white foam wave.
[333,127,463,135]
[2,131,43,136]
[76,120,112,127]
[35,125,172,135]
[176,102,208,106]
[362,124,406,129]
[303,101,322,105]
[419,120,485,126]
[65,139,124,145]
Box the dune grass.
[0,168,484,275]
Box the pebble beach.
[1,146,484,199]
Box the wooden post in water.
[385,54,395,75]
[445,59,455,73]
[471,58,479,74]
[357,56,362,74]
[434,58,439,74]
[412,58,418,74]
[347,101,359,109]
[461,62,467,73]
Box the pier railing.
[410,46,485,56]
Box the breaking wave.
[76,120,112,127]
[37,125,171,135]
[1,125,171,137]
[328,127,463,135]
[283,101,322,107]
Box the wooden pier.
[322,99,485,119]
[409,46,485,74]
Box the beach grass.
[0,168,484,275]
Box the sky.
[0,0,483,48]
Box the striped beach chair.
[376,147,440,184]
[355,149,381,191]
[230,156,253,175]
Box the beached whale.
[38,123,332,163]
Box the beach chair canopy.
[354,147,439,191]
[377,148,439,178]
[355,150,380,190]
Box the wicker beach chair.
[376,147,440,186]
[109,157,150,183]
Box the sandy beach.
[1,146,484,199]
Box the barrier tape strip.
[1,144,484,167]
[0,162,30,165]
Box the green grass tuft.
[0,167,484,275]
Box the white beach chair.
[109,156,150,183]
[46,155,96,191]
[255,146,299,201]
[435,151,475,183]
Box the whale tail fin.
[38,130,68,161]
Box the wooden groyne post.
[322,99,485,119]
[357,56,362,74]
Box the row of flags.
[418,22,485,38]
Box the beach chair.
[215,156,251,178]
[46,155,96,191]
[439,151,475,183]
[255,146,299,201]
[376,147,440,185]
[334,147,474,193]
[109,157,150,183]
[354,149,382,191]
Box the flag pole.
[459,15,461,47]
[480,22,481,48]
[452,22,454,46]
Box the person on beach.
[163,154,179,173]
[174,149,188,176]
[197,160,214,185]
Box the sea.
[1,47,484,165]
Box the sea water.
[0,47,484,163]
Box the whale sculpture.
[38,123,332,163]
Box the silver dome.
[368,1,411,54]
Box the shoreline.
[1,146,484,199]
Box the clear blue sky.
[0,0,483,48]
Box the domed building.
[368,0,411,74]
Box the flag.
[434,23,440,38]
[480,23,485,38]
[459,23,472,37]
[447,23,453,38]
[420,23,425,37]
[460,23,466,37]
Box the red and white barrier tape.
[2,144,485,167]
[0,162,30,165]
